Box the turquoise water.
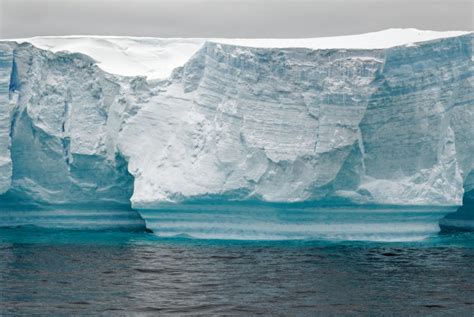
[0,203,457,242]
[140,204,456,242]
[0,226,473,315]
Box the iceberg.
[0,29,472,238]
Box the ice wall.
[440,171,474,231]
[1,44,135,205]
[0,31,472,233]
[119,43,384,207]
[119,35,473,208]
[0,43,144,230]
[0,44,13,194]
[358,35,472,205]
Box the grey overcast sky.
[0,0,472,39]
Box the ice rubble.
[0,29,472,234]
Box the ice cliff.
[0,29,472,234]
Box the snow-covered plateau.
[0,29,472,237]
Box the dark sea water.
[0,227,473,316]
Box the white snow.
[14,28,470,79]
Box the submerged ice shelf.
[139,203,457,242]
[0,29,472,239]
[0,206,145,231]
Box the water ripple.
[0,229,472,315]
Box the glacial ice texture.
[0,30,472,234]
[119,35,473,208]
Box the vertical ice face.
[119,35,473,208]
[2,44,134,206]
[440,170,474,231]
[0,44,145,230]
[0,31,472,213]
[358,35,472,205]
[0,44,14,195]
[118,43,385,207]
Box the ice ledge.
[10,29,471,79]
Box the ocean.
[0,226,473,315]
